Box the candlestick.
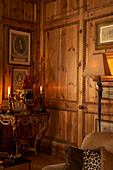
[38,86,44,112]
[7,86,13,115]
[40,86,42,94]
[8,86,10,97]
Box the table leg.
[12,123,20,154]
[34,120,48,155]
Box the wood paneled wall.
[3,0,34,22]
[0,0,40,101]
[1,0,113,157]
[0,0,40,148]
[44,24,78,101]
[40,0,113,157]
[43,0,79,22]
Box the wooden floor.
[24,152,65,170]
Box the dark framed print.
[95,19,113,49]
[95,119,113,132]
[9,29,31,65]
[12,68,28,95]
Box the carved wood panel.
[3,0,35,22]
[44,23,79,103]
[42,21,79,149]
[43,0,79,22]
[88,0,113,10]
[42,109,78,153]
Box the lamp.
[83,53,111,131]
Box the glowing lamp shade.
[83,53,111,76]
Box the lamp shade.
[83,53,111,76]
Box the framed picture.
[95,119,113,132]
[102,85,113,100]
[12,68,28,95]
[95,19,113,49]
[9,29,31,65]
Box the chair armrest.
[42,163,65,170]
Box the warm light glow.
[96,84,99,90]
[8,86,10,97]
[40,86,42,94]
[107,55,113,75]
[83,53,111,76]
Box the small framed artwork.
[95,19,113,49]
[95,119,113,132]
[12,68,28,95]
[9,29,31,65]
[102,85,113,100]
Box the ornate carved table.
[0,112,49,155]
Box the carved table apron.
[0,112,49,155]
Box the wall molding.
[43,21,79,105]
[2,17,37,31]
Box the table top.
[0,110,49,117]
[3,156,31,168]
[0,111,49,126]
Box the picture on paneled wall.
[95,19,113,49]
[95,119,113,132]
[12,68,28,95]
[102,85,113,100]
[9,29,31,65]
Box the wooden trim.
[82,20,87,140]
[43,15,79,30]
[23,0,38,3]
[83,102,113,115]
[2,24,5,100]
[44,107,78,112]
[43,0,79,24]
[44,98,77,103]
[2,17,37,31]
[44,0,56,4]
[87,1,113,11]
[84,7,113,21]
[75,110,78,146]
[76,22,79,105]
[83,0,88,11]
[84,111,113,117]
[43,135,77,146]
[83,20,87,104]
[43,20,79,32]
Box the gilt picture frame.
[95,119,113,132]
[95,19,113,49]
[12,68,28,96]
[9,29,31,65]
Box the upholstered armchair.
[42,132,113,170]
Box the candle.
[8,86,10,97]
[40,86,42,94]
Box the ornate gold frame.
[12,68,28,96]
